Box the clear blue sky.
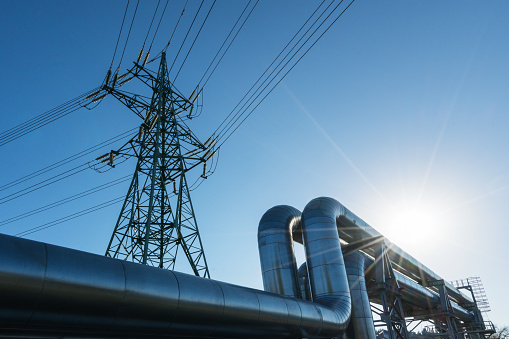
[1,0,508,328]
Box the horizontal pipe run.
[0,233,347,338]
[322,199,473,307]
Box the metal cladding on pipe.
[363,255,474,322]
[0,233,351,339]
[329,200,472,307]
[301,197,352,335]
[298,263,312,301]
[344,252,376,339]
[258,205,301,298]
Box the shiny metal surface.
[344,252,376,339]
[0,233,350,338]
[301,197,352,334]
[298,263,312,301]
[324,198,472,307]
[363,255,474,322]
[258,205,301,298]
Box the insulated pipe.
[0,233,347,339]
[298,263,312,301]
[363,255,474,322]
[258,205,301,298]
[344,252,376,339]
[301,197,352,334]
[320,199,472,307]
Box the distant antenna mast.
[102,52,212,277]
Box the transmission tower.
[102,52,213,278]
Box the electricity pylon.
[101,52,213,278]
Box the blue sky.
[1,0,508,328]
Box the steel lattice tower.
[103,52,210,278]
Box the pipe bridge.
[0,197,488,338]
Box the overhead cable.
[173,0,217,83]
[214,0,357,148]
[110,0,131,69]
[148,0,170,55]
[168,0,204,74]
[0,128,136,192]
[0,176,131,227]
[117,0,140,71]
[199,0,259,88]
[0,87,101,147]
[15,196,125,237]
[209,0,329,139]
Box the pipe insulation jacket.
[0,233,347,338]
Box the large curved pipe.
[258,205,301,298]
[301,197,352,334]
[344,251,376,339]
[0,233,351,339]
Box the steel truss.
[370,241,410,339]
[104,52,211,278]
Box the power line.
[117,0,140,71]
[148,0,170,55]
[0,128,136,192]
[210,0,330,139]
[142,0,161,50]
[15,196,126,238]
[0,164,90,205]
[0,176,131,227]
[173,0,217,83]
[168,0,204,74]
[199,0,259,88]
[217,0,357,148]
[0,87,100,147]
[110,0,131,69]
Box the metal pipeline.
[258,205,302,298]
[298,263,312,301]
[363,256,474,322]
[0,233,349,339]
[257,197,474,335]
[300,197,352,333]
[258,203,352,337]
[329,201,472,307]
[344,251,376,339]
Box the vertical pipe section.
[301,197,352,334]
[298,263,312,301]
[344,252,376,339]
[258,205,301,298]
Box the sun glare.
[382,200,446,251]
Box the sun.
[381,199,446,252]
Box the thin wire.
[151,0,188,63]
[215,0,335,142]
[168,0,204,74]
[142,0,161,50]
[200,0,259,88]
[118,0,140,71]
[110,0,131,69]
[148,0,170,54]
[0,87,100,147]
[15,196,125,237]
[218,0,356,148]
[0,164,90,205]
[173,0,217,83]
[0,128,136,192]
[211,0,328,138]
[0,176,131,227]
